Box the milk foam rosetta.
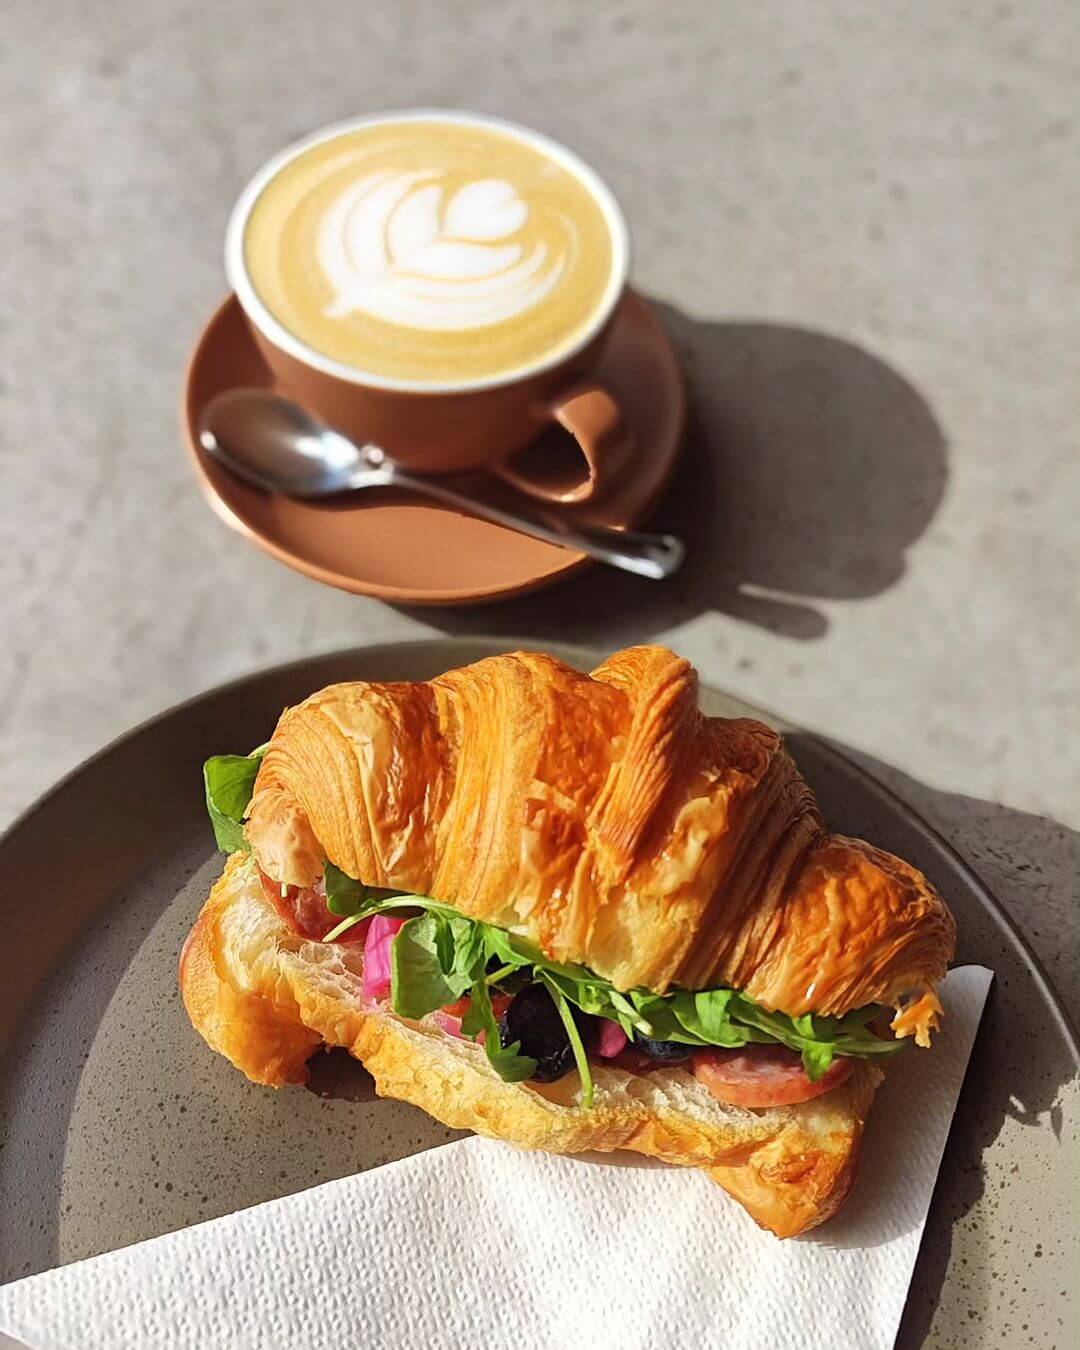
[318,173,565,331]
[242,119,619,386]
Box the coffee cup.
[225,111,632,504]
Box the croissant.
[246,645,954,1043]
[182,644,956,1236]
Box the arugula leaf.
[324,892,455,935]
[390,913,470,1019]
[628,990,708,1044]
[673,990,752,1047]
[324,863,405,918]
[810,1003,882,1034]
[368,902,536,1081]
[730,994,835,1056]
[833,1021,908,1057]
[799,1040,837,1081]
[539,973,594,1108]
[606,988,650,1037]
[324,863,366,916]
[541,971,613,1019]
[459,985,486,1038]
[479,925,557,974]
[792,1013,817,1039]
[725,994,904,1080]
[476,924,523,966]
[449,916,487,987]
[462,974,537,1082]
[203,746,267,853]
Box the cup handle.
[493,383,631,505]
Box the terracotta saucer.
[183,291,686,605]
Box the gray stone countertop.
[1,1,1076,1022]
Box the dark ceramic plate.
[0,640,1076,1347]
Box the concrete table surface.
[1,0,1077,1036]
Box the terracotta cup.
[225,112,632,505]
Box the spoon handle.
[383,467,685,580]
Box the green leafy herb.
[203,745,267,853]
[461,971,537,1082]
[725,995,904,1079]
[447,914,487,988]
[606,988,650,1037]
[799,1039,838,1081]
[321,865,411,941]
[324,863,368,916]
[627,991,694,1043]
[539,973,594,1108]
[833,1019,905,1058]
[390,913,470,1019]
[323,863,402,918]
[675,990,759,1048]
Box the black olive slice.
[498,983,594,1082]
[633,1034,692,1063]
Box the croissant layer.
[246,646,955,1038]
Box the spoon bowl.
[200,390,384,497]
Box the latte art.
[318,173,564,330]
[238,116,622,387]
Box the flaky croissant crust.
[246,646,955,1042]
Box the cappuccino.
[234,114,625,389]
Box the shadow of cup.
[406,303,948,642]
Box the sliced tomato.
[439,989,513,1045]
[440,990,513,1023]
[691,1044,853,1107]
[259,868,367,943]
[609,1046,664,1073]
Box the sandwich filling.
[206,748,915,1109]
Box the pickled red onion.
[362,914,406,1002]
[596,1019,628,1058]
[432,1010,465,1039]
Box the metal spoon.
[198,389,685,581]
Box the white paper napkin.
[0,967,991,1350]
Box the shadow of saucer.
[406,306,948,641]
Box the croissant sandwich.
[181,645,955,1236]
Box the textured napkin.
[0,967,991,1350]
